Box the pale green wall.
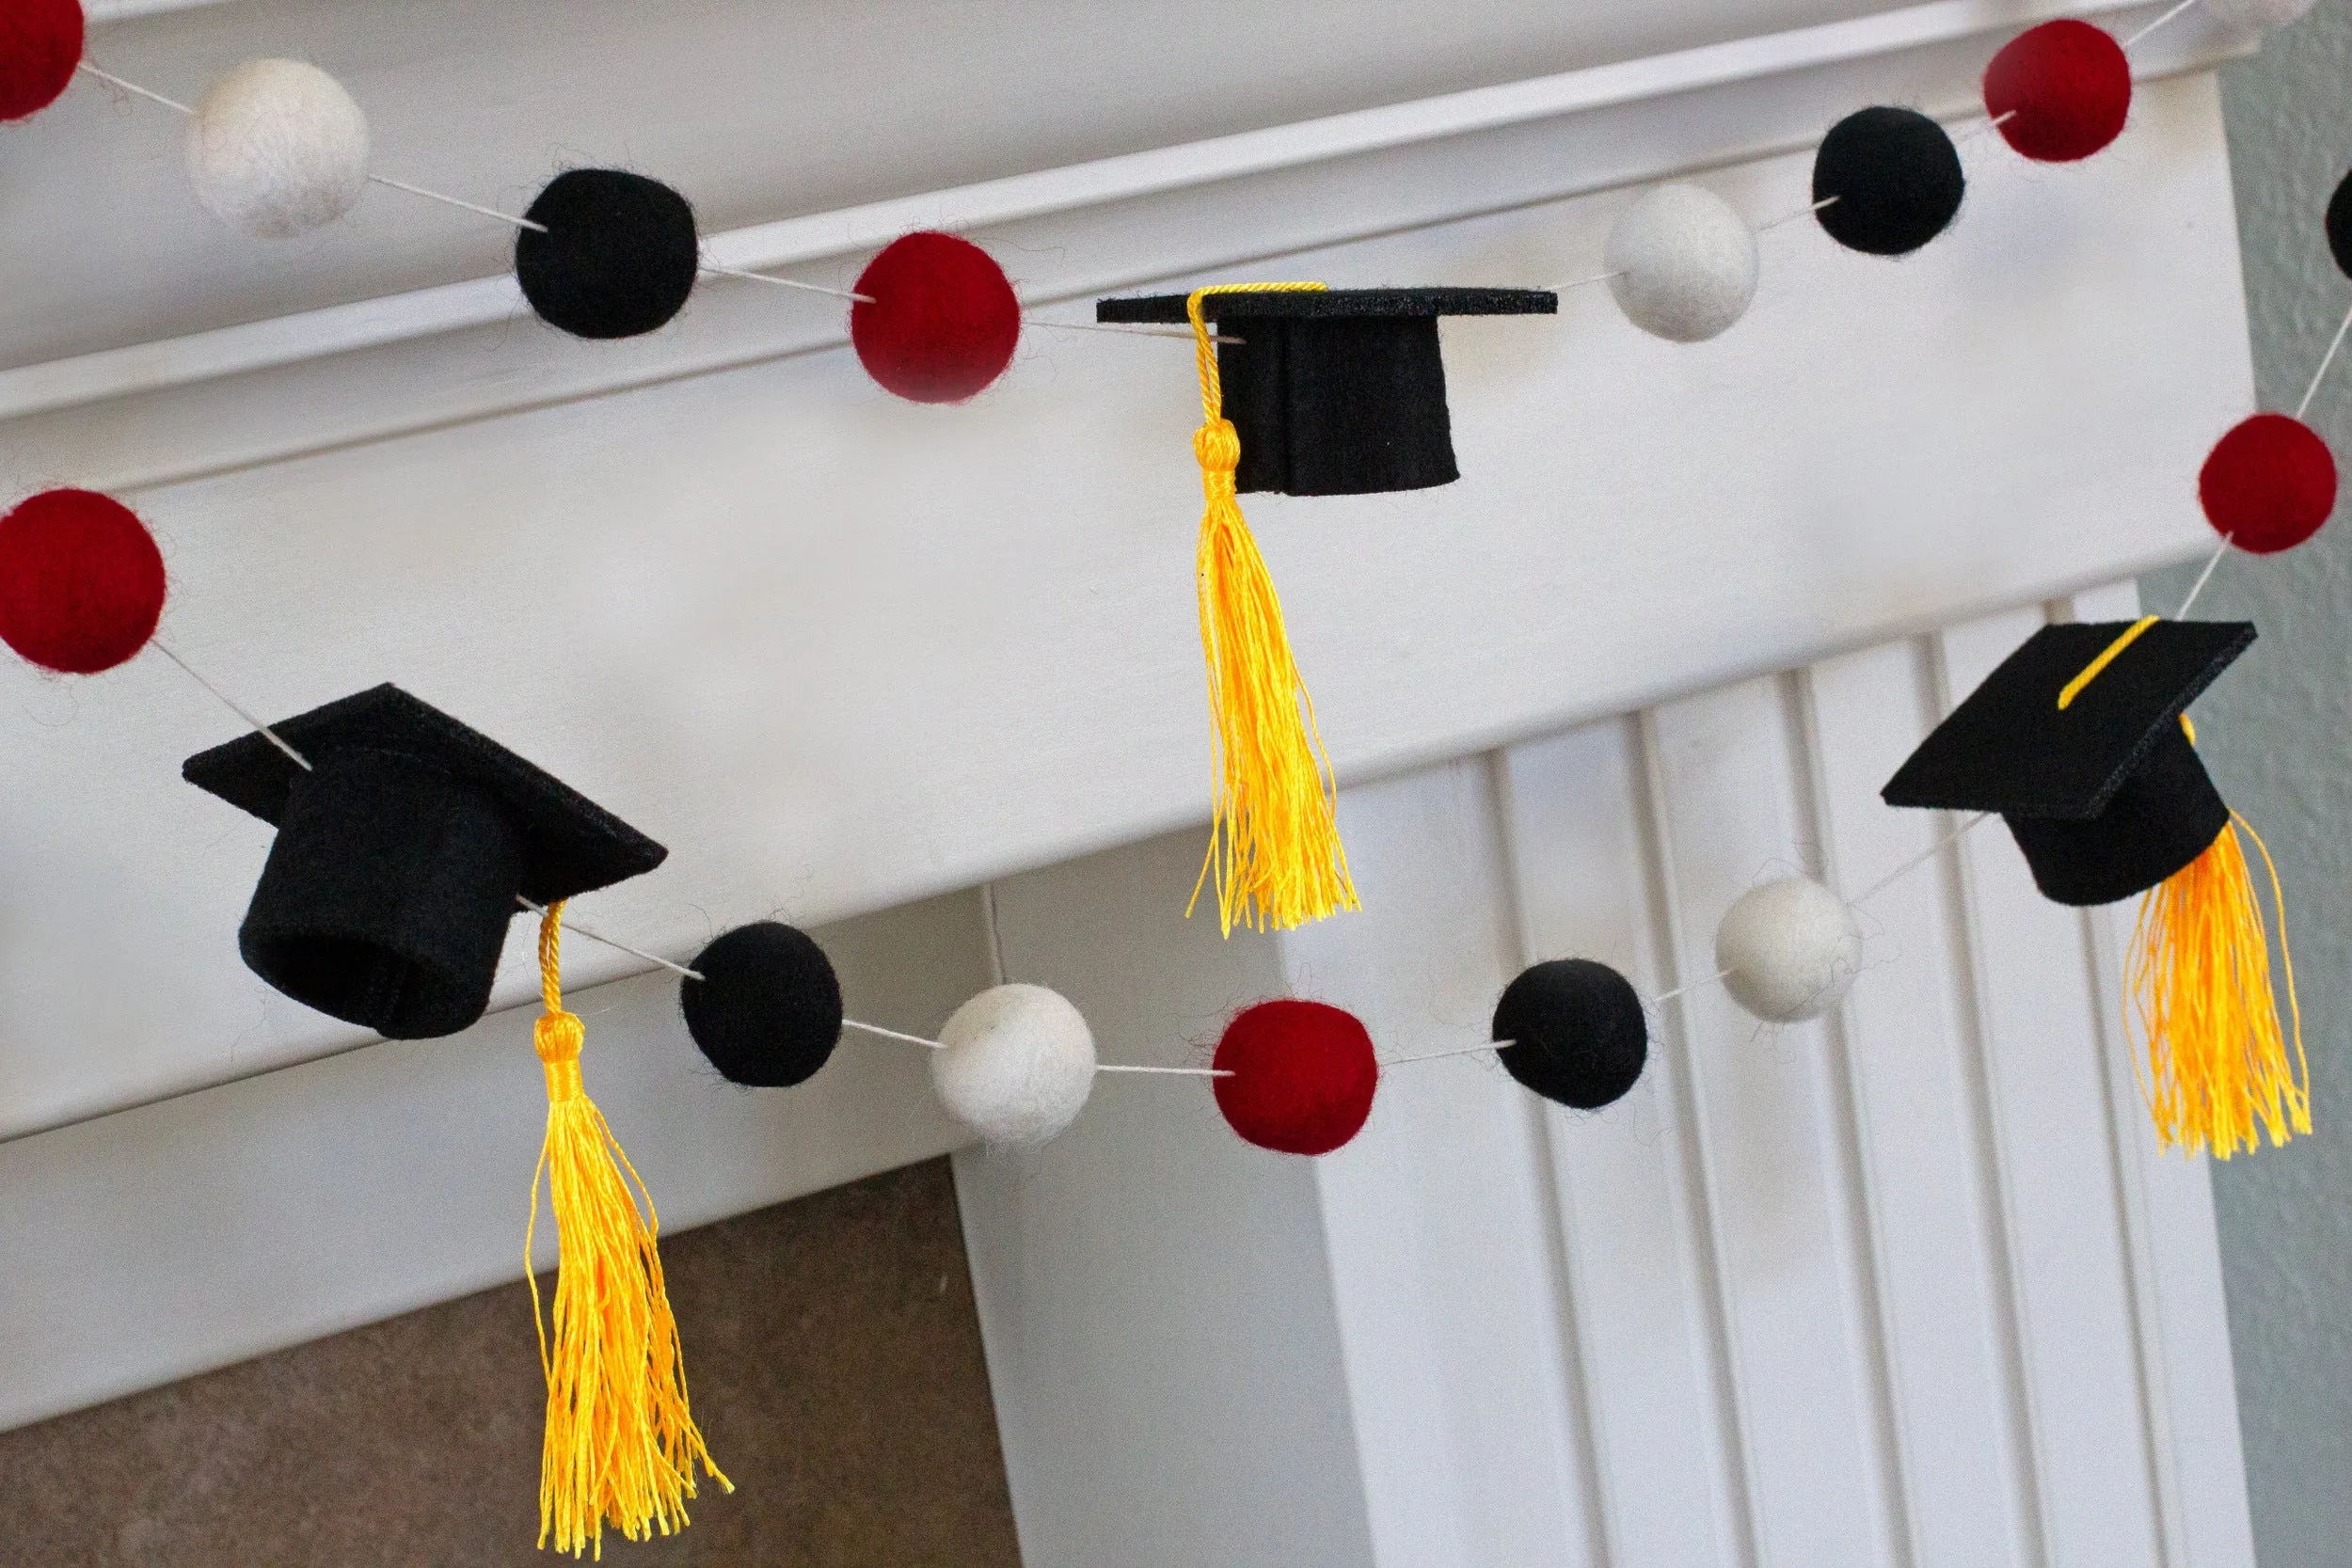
[2142,8,2352,1563]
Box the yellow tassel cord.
[527,902,728,1557]
[1184,283,1359,933]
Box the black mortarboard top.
[1882,620,2254,907]
[184,684,668,1040]
[1094,287,1557,496]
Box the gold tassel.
[527,902,728,1558]
[1184,283,1359,934]
[2127,808,2310,1158]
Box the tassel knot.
[1194,418,1242,478]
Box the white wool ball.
[185,59,370,239]
[1604,183,1759,343]
[2202,0,2317,28]
[1714,877,1863,1024]
[931,983,1097,1146]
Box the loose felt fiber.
[185,59,371,238]
[1715,878,1863,1024]
[681,923,843,1087]
[1096,288,1556,495]
[1213,999,1377,1155]
[0,0,81,122]
[0,488,166,674]
[1605,183,1758,343]
[183,684,668,1038]
[2328,167,2352,280]
[931,984,1096,1146]
[1491,959,1647,1110]
[1813,106,1965,256]
[1982,21,2130,164]
[1883,621,2253,906]
[850,231,1022,404]
[515,168,699,340]
[2200,413,2337,553]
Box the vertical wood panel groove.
[1787,667,1921,1568]
[1927,629,2058,1568]
[1483,749,1616,1568]
[1631,710,1767,1568]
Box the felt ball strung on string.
[1714,877,1863,1024]
[2325,167,2352,280]
[0,0,82,122]
[184,60,371,238]
[851,231,1022,403]
[2200,414,2338,554]
[0,488,167,674]
[1491,959,1647,1110]
[2203,0,2317,28]
[515,168,700,340]
[1982,21,2130,164]
[931,983,1096,1145]
[1213,1000,1377,1156]
[1604,183,1758,343]
[1813,106,1965,257]
[679,922,843,1087]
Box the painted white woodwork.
[0,888,989,1432]
[961,587,2255,1568]
[0,63,2251,1143]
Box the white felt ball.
[931,983,1097,1146]
[185,59,370,239]
[2202,0,2317,28]
[1604,183,1759,343]
[1714,877,1863,1024]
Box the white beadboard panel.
[0,885,990,1433]
[958,830,1377,1568]
[963,589,2251,1567]
[1942,602,2169,1568]
[0,71,2251,1140]
[1643,675,1905,1568]
[1497,720,1749,1568]
[1804,640,2039,1568]
[1284,760,1597,1568]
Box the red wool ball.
[2199,414,2338,554]
[1213,1000,1379,1157]
[1983,20,2131,163]
[850,231,1021,404]
[0,488,167,673]
[0,0,84,122]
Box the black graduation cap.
[184,684,668,1039]
[1094,287,1557,496]
[1882,620,2254,907]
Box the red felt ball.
[0,0,84,122]
[1983,20,2131,163]
[0,488,167,673]
[850,231,1021,404]
[2199,414,2338,554]
[1213,1000,1379,1157]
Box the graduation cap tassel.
[1184,283,1359,934]
[2127,794,2311,1158]
[527,901,728,1557]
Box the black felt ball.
[1492,958,1648,1110]
[515,168,700,340]
[2327,167,2352,280]
[1812,106,1965,257]
[680,922,844,1087]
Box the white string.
[1381,1039,1505,1067]
[150,640,311,771]
[2175,537,2233,619]
[840,1018,946,1050]
[1756,194,1838,233]
[699,261,874,303]
[1852,812,1992,905]
[2295,300,2352,420]
[1097,1064,1235,1077]
[1025,318,1244,344]
[76,62,191,114]
[516,895,702,979]
[1555,269,1627,292]
[370,175,546,232]
[2123,0,2203,52]
[1652,967,1734,1006]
